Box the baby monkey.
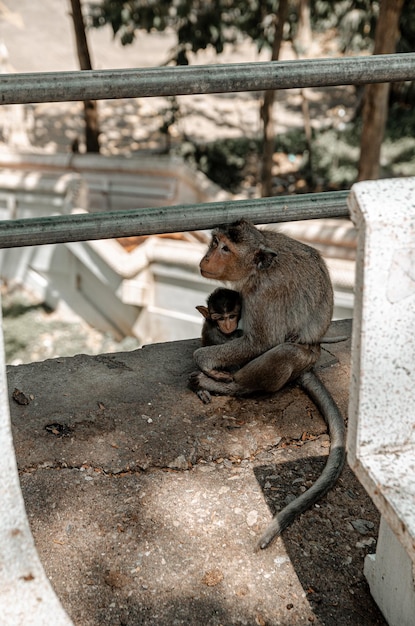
[196,288,243,346]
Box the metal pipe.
[1,54,414,105]
[0,190,349,249]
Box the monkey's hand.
[193,340,257,377]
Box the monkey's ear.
[254,247,277,270]
[196,305,209,319]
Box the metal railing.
[2,54,414,104]
[0,191,350,248]
[0,53,414,248]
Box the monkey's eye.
[221,244,230,253]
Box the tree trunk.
[357,0,404,181]
[296,0,312,54]
[260,0,289,197]
[291,0,314,188]
[69,0,100,153]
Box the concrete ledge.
[0,317,389,624]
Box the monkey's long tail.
[320,335,349,344]
[257,369,346,550]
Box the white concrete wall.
[0,301,73,625]
[347,177,415,626]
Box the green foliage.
[89,0,171,45]
[273,128,308,154]
[179,138,257,192]
[310,0,378,52]
[178,100,415,194]
[387,101,415,140]
[159,97,180,135]
[382,103,415,177]
[310,1,415,54]
[88,0,294,63]
[1,292,139,364]
[1,296,54,363]
[88,0,415,63]
[397,1,415,53]
[89,0,233,62]
[176,125,358,194]
[311,126,360,187]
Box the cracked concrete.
[6,319,387,625]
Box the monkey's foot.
[205,368,234,383]
[189,371,237,397]
[197,389,212,404]
[188,371,202,389]
[188,372,212,403]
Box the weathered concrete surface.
[8,320,387,626]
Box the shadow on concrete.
[254,459,386,626]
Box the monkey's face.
[200,232,250,282]
[211,310,240,334]
[200,221,277,283]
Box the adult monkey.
[189,219,346,550]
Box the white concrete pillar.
[0,301,72,625]
[347,177,415,625]
[365,516,415,626]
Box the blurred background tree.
[85,0,415,191]
[69,0,101,152]
[357,0,405,180]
